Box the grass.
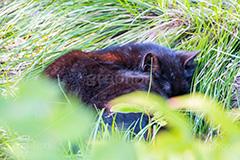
[0,0,240,159]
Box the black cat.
[44,43,200,137]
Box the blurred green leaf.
[110,103,144,113]
[169,94,240,138]
[0,77,94,143]
[110,91,193,140]
[91,141,137,160]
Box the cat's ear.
[141,52,160,72]
[176,50,201,67]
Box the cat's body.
[44,43,199,136]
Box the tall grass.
[0,0,240,159]
[1,0,239,101]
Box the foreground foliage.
[1,78,240,159]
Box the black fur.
[44,43,199,137]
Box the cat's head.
[138,44,200,98]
